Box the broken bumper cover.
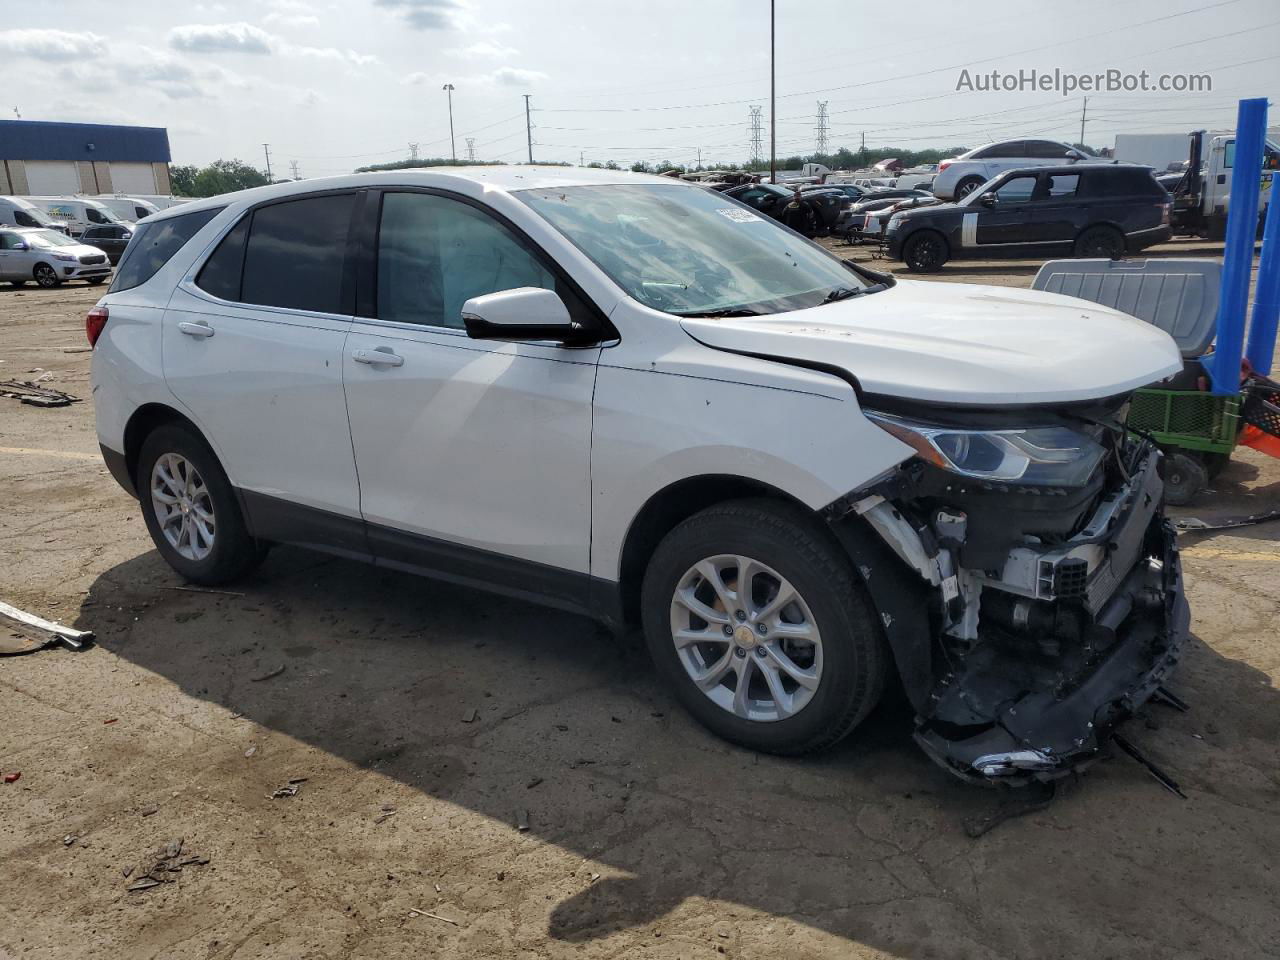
[915,517,1189,784]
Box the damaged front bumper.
[916,514,1188,783]
[830,443,1190,786]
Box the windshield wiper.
[822,282,887,303]
[676,307,766,318]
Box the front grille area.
[79,254,107,265]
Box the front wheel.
[137,424,265,584]
[87,276,107,285]
[1074,225,1126,260]
[902,231,949,272]
[641,500,888,756]
[34,264,61,288]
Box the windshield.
[518,183,869,316]
[27,230,78,248]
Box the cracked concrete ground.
[2,240,1279,960]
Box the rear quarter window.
[108,207,224,293]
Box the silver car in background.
[0,227,113,287]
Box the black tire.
[640,499,888,756]
[1074,225,1126,260]
[902,230,949,272]
[954,176,986,199]
[86,276,107,285]
[136,424,264,585]
[33,263,61,288]
[1163,451,1208,506]
[1203,452,1231,480]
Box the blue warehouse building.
[0,120,172,197]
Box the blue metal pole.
[1246,171,1280,375]
[1208,98,1268,394]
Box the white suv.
[934,139,1087,200]
[90,168,1189,783]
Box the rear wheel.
[954,176,986,199]
[902,230,949,272]
[137,424,264,585]
[1163,451,1208,506]
[33,264,60,288]
[1074,225,1126,260]
[641,500,887,756]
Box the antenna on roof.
[12,107,20,119]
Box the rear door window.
[109,207,224,293]
[1026,141,1072,159]
[239,193,356,314]
[195,215,251,302]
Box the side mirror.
[979,193,997,207]
[13,241,28,250]
[1065,149,1084,161]
[461,287,585,344]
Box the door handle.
[352,347,404,367]
[177,321,214,339]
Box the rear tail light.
[938,159,953,172]
[1161,202,1172,225]
[86,305,108,347]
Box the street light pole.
[769,0,776,184]
[443,83,456,162]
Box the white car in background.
[0,227,112,287]
[0,195,69,233]
[933,139,1088,200]
[88,168,1188,785]
[93,195,162,222]
[29,197,132,237]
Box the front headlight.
[53,253,76,262]
[885,214,904,232]
[867,412,1106,487]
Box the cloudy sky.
[2,0,1278,176]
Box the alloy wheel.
[150,453,216,561]
[669,554,823,722]
[34,265,58,288]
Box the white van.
[93,196,162,222]
[29,197,131,237]
[0,196,69,233]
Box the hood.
[897,200,963,219]
[680,280,1183,406]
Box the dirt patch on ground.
[2,247,1278,959]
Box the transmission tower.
[466,137,476,162]
[408,142,420,162]
[815,101,829,156]
[289,160,301,180]
[748,105,764,165]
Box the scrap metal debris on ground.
[0,600,93,655]
[0,379,81,408]
[269,777,308,799]
[1175,509,1280,532]
[124,838,211,892]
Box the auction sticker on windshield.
[717,208,762,223]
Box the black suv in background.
[885,164,1172,271]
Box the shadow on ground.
[71,536,1280,959]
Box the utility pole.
[408,142,420,162]
[466,138,477,162]
[262,143,273,181]
[442,84,456,161]
[769,0,776,183]
[524,94,534,164]
[289,160,300,180]
[815,100,829,157]
[860,130,866,166]
[696,147,702,170]
[749,105,763,167]
[1078,96,1088,148]
[579,150,585,166]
